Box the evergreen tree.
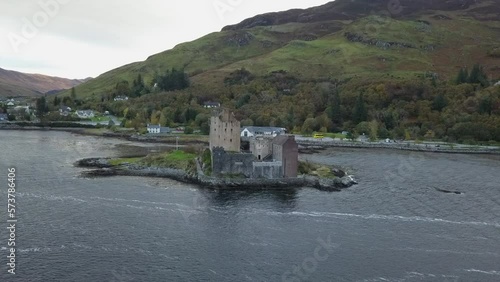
[468,64,489,87]
[132,74,146,97]
[432,94,447,112]
[157,68,190,92]
[36,96,48,117]
[456,68,467,84]
[53,96,60,106]
[353,93,368,124]
[329,89,342,126]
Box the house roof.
[147,124,171,131]
[273,135,295,146]
[241,126,286,134]
[204,101,220,106]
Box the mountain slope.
[67,0,500,98]
[0,68,91,97]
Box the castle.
[210,108,298,179]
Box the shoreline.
[2,125,498,155]
[298,141,500,155]
[0,124,207,145]
[76,158,358,191]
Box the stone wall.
[252,161,282,179]
[212,147,254,177]
[250,137,273,160]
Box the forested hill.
[56,0,500,143]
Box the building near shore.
[272,135,299,178]
[147,124,171,134]
[209,108,298,179]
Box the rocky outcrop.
[75,158,112,168]
[225,31,254,47]
[344,32,415,49]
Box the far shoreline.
[1,125,499,155]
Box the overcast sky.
[0,0,331,79]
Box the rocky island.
[76,148,357,191]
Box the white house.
[241,126,286,138]
[147,124,171,134]
[114,96,129,101]
[76,110,95,119]
[203,101,221,108]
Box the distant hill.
[0,68,91,97]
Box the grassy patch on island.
[141,150,197,172]
[299,161,338,178]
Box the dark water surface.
[0,130,499,281]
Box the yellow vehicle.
[313,133,324,139]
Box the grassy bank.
[109,149,197,172]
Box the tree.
[132,74,146,97]
[353,93,368,124]
[53,96,60,106]
[301,118,316,135]
[356,121,370,136]
[432,94,447,112]
[326,89,342,126]
[36,96,48,117]
[479,95,493,115]
[468,64,489,86]
[456,68,468,84]
[115,80,131,98]
[156,68,190,92]
[378,125,390,139]
[150,111,161,124]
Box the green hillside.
[53,0,500,143]
[65,0,500,97]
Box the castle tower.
[209,108,241,152]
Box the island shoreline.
[76,157,358,191]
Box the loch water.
[0,130,499,281]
